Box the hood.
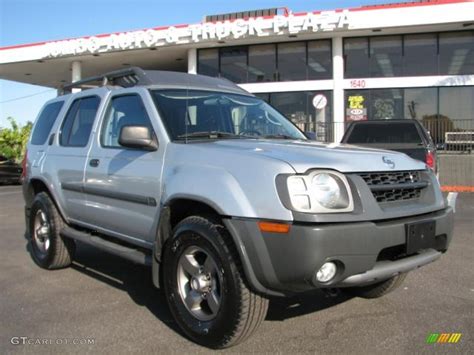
[191,139,426,173]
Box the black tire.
[29,192,75,269]
[345,273,407,299]
[162,215,268,348]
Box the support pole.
[332,37,345,143]
[187,48,197,74]
[71,61,82,93]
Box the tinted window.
[404,34,438,76]
[307,40,332,80]
[60,96,100,147]
[220,47,248,83]
[370,36,403,77]
[248,44,276,82]
[344,37,369,78]
[101,95,153,148]
[198,49,219,77]
[404,88,438,120]
[439,31,474,75]
[278,42,307,81]
[31,101,64,145]
[346,122,422,144]
[439,86,474,121]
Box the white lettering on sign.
[43,11,350,58]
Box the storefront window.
[439,87,474,121]
[248,44,276,82]
[369,36,403,77]
[404,88,438,120]
[254,93,270,103]
[220,47,248,83]
[307,40,332,80]
[197,49,219,77]
[277,42,307,81]
[370,89,404,119]
[198,40,332,83]
[345,87,474,144]
[344,31,474,78]
[346,89,409,121]
[344,37,369,78]
[346,90,370,122]
[439,31,474,75]
[404,34,438,76]
[268,91,333,141]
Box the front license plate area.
[406,220,436,255]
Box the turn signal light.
[258,221,291,234]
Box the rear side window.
[30,101,64,145]
[60,96,100,147]
[101,94,153,148]
[346,122,423,144]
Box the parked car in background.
[341,119,438,173]
[0,155,23,184]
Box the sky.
[0,0,396,127]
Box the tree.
[0,117,33,162]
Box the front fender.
[161,164,257,218]
[161,159,295,220]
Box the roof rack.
[61,67,152,95]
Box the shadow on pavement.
[266,290,353,321]
[70,243,181,333]
[26,239,355,328]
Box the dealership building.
[1,0,473,143]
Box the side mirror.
[304,131,317,140]
[119,125,158,151]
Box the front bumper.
[224,207,453,296]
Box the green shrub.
[0,117,33,163]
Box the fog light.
[316,262,337,283]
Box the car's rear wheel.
[163,215,268,348]
[345,273,407,299]
[29,192,75,269]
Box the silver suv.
[23,68,453,348]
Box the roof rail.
[60,67,151,95]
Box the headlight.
[285,170,354,213]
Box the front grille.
[358,171,427,203]
[359,171,421,186]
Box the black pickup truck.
[341,120,438,173]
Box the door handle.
[89,159,100,168]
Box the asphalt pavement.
[0,185,473,354]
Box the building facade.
[1,0,474,144]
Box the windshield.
[151,90,306,141]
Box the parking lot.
[0,185,472,353]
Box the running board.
[61,226,152,266]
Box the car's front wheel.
[163,215,268,348]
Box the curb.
[441,186,474,193]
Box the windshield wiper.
[177,131,242,140]
[263,134,298,140]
